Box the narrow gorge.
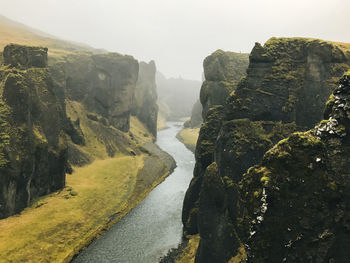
[1,4,350,263]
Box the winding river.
[73,122,195,263]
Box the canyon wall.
[0,44,67,219]
[241,72,350,262]
[182,38,350,262]
[132,61,158,137]
[0,44,162,219]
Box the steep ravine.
[73,122,195,263]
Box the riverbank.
[72,122,194,263]
[176,127,200,153]
[160,234,200,263]
[0,125,175,263]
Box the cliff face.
[184,99,203,128]
[0,44,67,219]
[226,38,349,127]
[183,38,350,263]
[241,72,350,262]
[132,61,158,137]
[50,51,139,133]
[0,43,161,219]
[182,50,249,235]
[200,50,249,118]
[49,51,145,167]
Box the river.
[72,122,195,263]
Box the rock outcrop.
[132,61,158,137]
[182,38,350,263]
[200,50,249,118]
[184,99,203,128]
[48,51,144,166]
[182,50,249,235]
[50,51,139,133]
[0,44,67,219]
[3,44,48,69]
[240,72,350,262]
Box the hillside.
[0,15,102,58]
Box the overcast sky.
[1,0,350,80]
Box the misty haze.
[0,1,350,262]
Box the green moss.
[256,88,274,96]
[260,176,270,186]
[297,132,323,147]
[0,99,10,167]
[327,181,337,191]
[326,94,335,106]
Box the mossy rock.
[238,73,350,262]
[3,44,48,69]
[0,45,67,219]
[226,37,350,128]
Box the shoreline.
[175,127,200,153]
[67,142,176,263]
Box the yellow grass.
[178,128,200,148]
[157,112,168,131]
[0,15,93,59]
[228,245,247,263]
[0,103,167,263]
[175,235,200,263]
[0,155,145,263]
[130,116,154,144]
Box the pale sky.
[1,0,350,80]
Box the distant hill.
[0,14,105,58]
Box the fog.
[1,0,349,80]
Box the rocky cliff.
[184,99,203,128]
[240,72,350,262]
[182,38,350,263]
[50,51,139,132]
[132,61,158,137]
[182,49,249,235]
[0,44,67,219]
[200,50,249,118]
[48,51,147,167]
[0,43,163,219]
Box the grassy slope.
[0,15,99,59]
[174,235,200,263]
[0,115,172,263]
[157,112,168,131]
[176,127,200,153]
[0,155,142,263]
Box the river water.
[72,122,195,263]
